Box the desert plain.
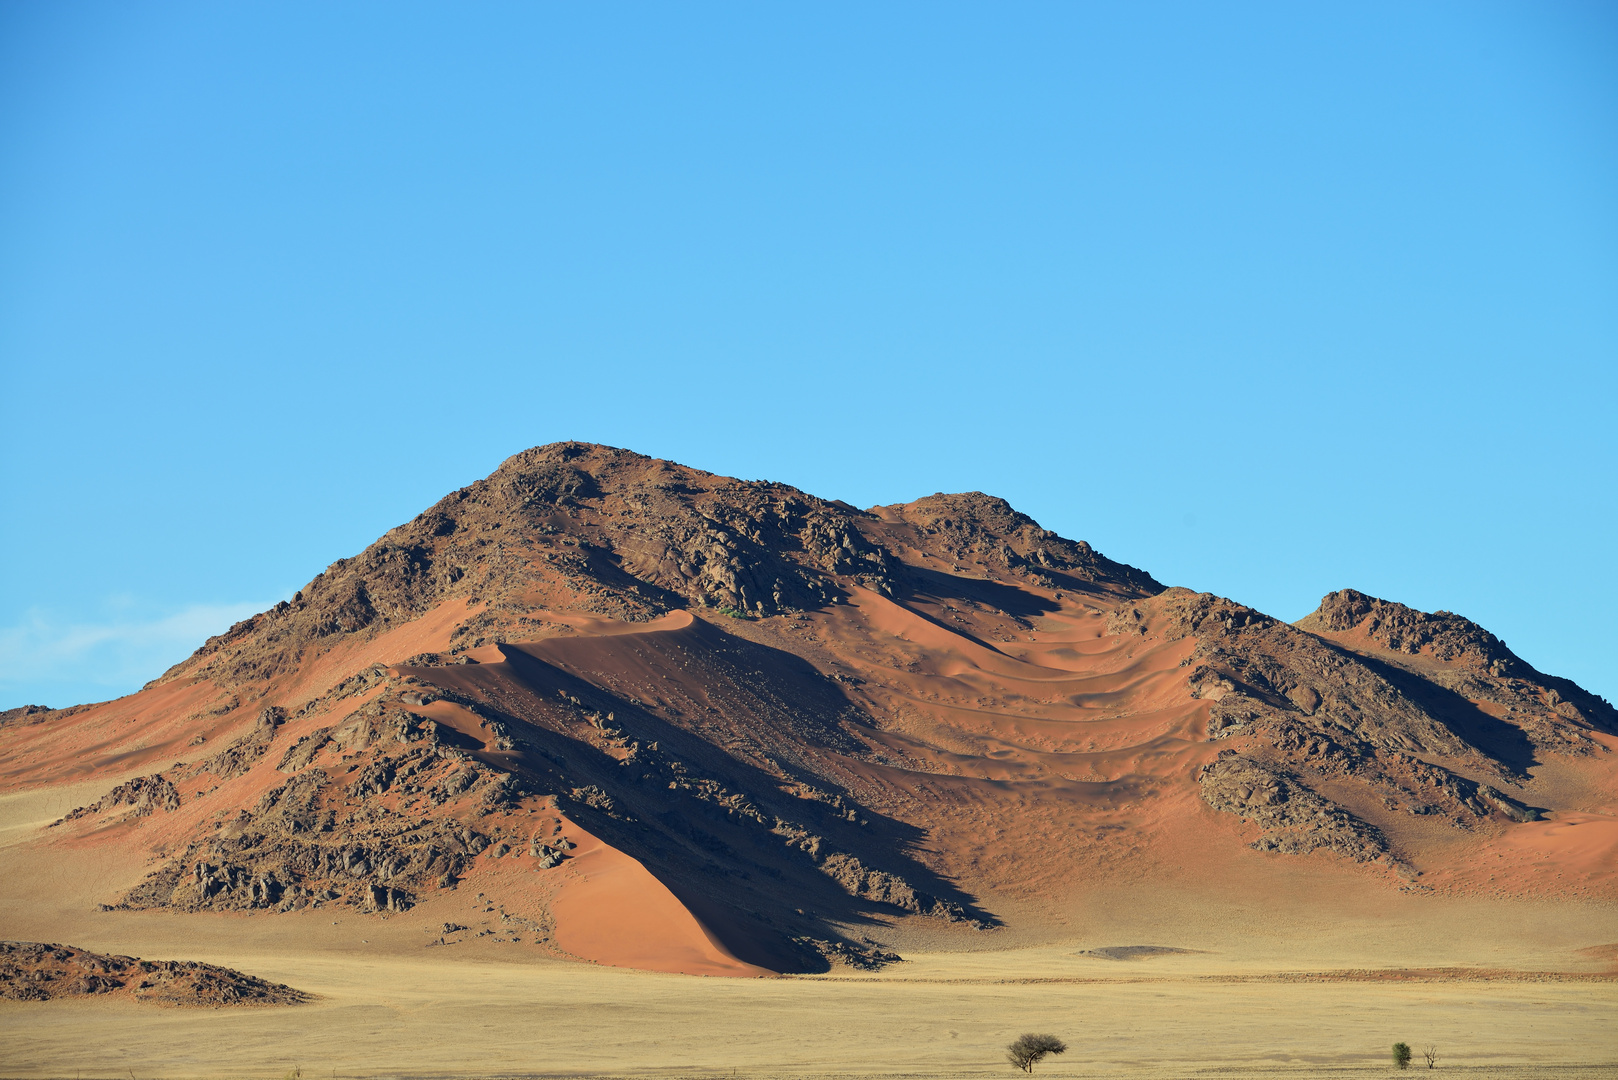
[2,805,1614,1080]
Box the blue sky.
[2,1,1614,710]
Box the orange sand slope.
[550,823,772,977]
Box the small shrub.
[1423,1045,1439,1069]
[1392,1042,1412,1070]
[1006,1033,1067,1073]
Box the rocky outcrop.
[1302,589,1521,670]
[57,774,181,823]
[1108,586,1594,846]
[0,941,307,1006]
[1198,752,1390,862]
[792,935,903,971]
[887,491,1161,593]
[0,705,55,726]
[199,706,287,778]
[1298,589,1618,741]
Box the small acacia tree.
[1392,1042,1413,1070]
[1006,1034,1067,1073]
[1423,1045,1439,1069]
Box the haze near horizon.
[1,1,1614,710]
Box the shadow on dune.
[899,565,1063,621]
[1350,652,1539,776]
[415,617,998,972]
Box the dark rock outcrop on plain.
[0,941,307,1006]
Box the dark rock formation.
[0,941,307,1006]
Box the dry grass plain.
[3,882,1616,1079]
[1,947,1614,1080]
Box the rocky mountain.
[3,443,1613,975]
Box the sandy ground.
[3,880,1616,1079]
[2,943,1615,1079]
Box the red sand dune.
[549,818,773,977]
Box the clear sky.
[2,1,1614,711]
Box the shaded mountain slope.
[3,443,1614,975]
